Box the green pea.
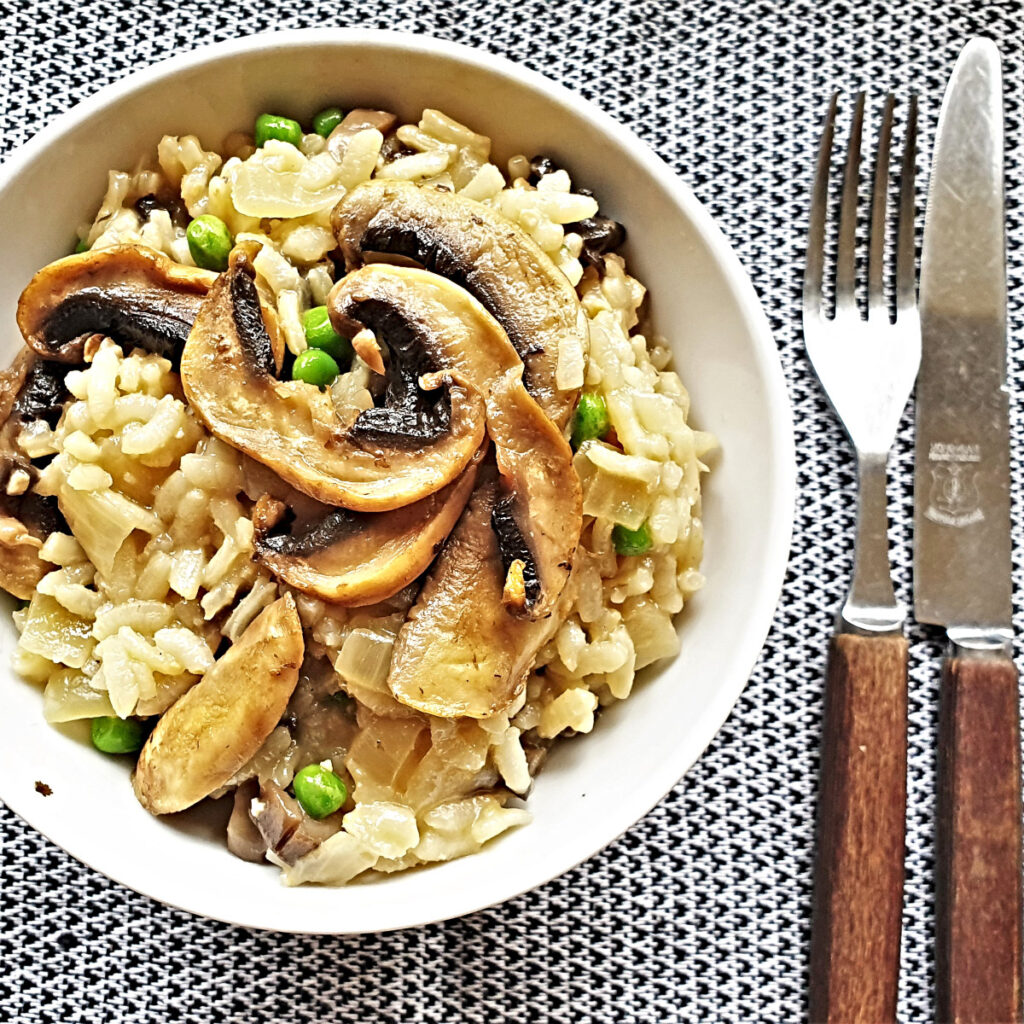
[571,391,610,449]
[293,763,348,819]
[292,348,340,388]
[91,716,149,754]
[312,107,345,137]
[302,306,353,364]
[255,113,303,148]
[613,521,653,557]
[186,215,233,272]
[74,237,89,254]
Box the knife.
[916,37,1023,1024]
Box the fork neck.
[840,450,906,635]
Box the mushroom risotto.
[2,106,713,885]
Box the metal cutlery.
[803,91,920,1024]
[915,38,1022,1024]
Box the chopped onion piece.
[233,141,346,218]
[336,627,395,688]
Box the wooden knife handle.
[809,633,908,1024]
[937,651,1023,1024]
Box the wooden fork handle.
[809,633,908,1024]
[937,650,1023,1024]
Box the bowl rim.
[0,27,796,933]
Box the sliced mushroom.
[251,779,343,865]
[329,265,522,398]
[388,475,575,719]
[332,179,589,430]
[250,779,302,851]
[180,252,485,511]
[485,368,582,616]
[0,350,39,448]
[0,350,69,598]
[134,191,190,230]
[9,351,70,428]
[253,447,482,605]
[326,108,398,163]
[569,214,627,269]
[226,778,267,863]
[17,244,216,364]
[329,264,581,618]
[133,593,303,815]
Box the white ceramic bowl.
[0,30,794,933]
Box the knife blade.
[915,37,1023,1024]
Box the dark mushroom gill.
[252,453,481,606]
[343,298,451,447]
[0,350,71,598]
[491,493,541,608]
[180,254,484,511]
[17,245,216,364]
[387,475,577,720]
[332,179,589,431]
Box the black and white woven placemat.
[1,1,1022,1021]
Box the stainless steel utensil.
[803,91,919,1024]
[915,37,1022,1024]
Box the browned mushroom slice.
[180,253,485,511]
[250,779,344,865]
[5,349,70,428]
[133,593,303,815]
[332,179,589,430]
[326,108,398,162]
[329,265,581,619]
[252,448,481,605]
[485,368,582,617]
[226,778,267,863]
[388,476,574,719]
[0,350,70,598]
[17,244,216,364]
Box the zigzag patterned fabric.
[1,1,1022,1021]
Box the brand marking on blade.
[925,442,984,526]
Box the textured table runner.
[2,1,1022,1021]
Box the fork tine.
[803,92,838,319]
[895,93,919,314]
[868,94,896,318]
[835,91,866,315]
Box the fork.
[803,92,920,1024]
